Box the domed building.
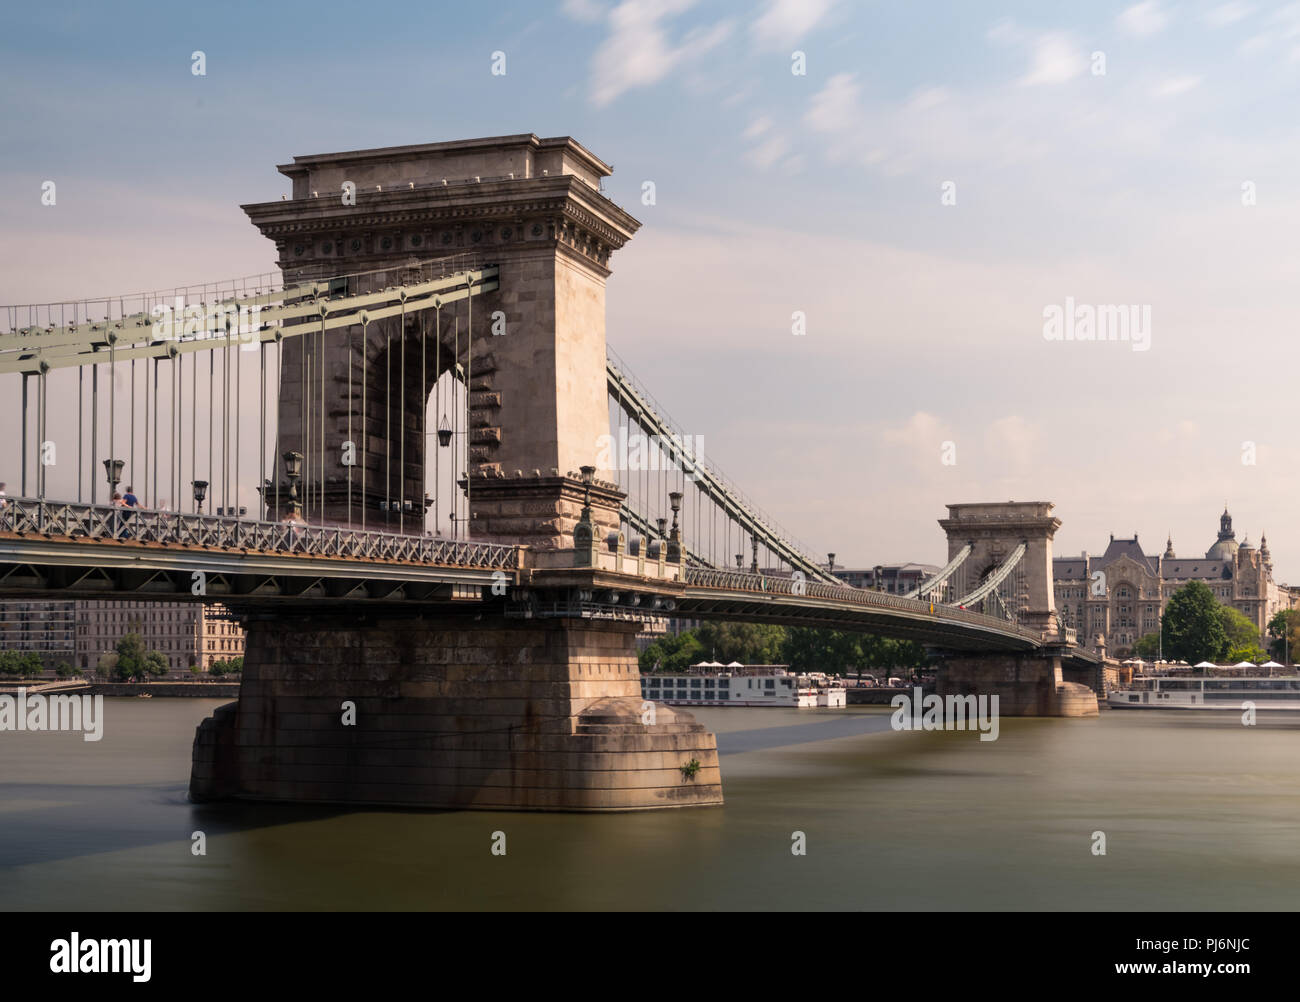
[1052,507,1295,658]
[1205,507,1240,562]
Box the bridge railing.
[683,566,1043,640]
[0,498,520,570]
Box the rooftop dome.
[1205,506,1238,560]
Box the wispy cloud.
[751,0,836,49]
[585,1,733,107]
[1204,2,1254,27]
[1153,74,1202,97]
[1117,2,1170,36]
[1018,33,1086,86]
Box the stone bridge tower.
[938,501,1061,637]
[934,501,1095,716]
[243,134,640,549]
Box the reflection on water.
[2,698,1299,910]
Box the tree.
[1225,644,1267,665]
[693,622,786,665]
[1161,581,1229,665]
[639,630,704,673]
[781,628,865,675]
[112,633,147,681]
[0,651,43,678]
[868,637,930,670]
[1216,606,1260,651]
[1133,632,1161,660]
[95,653,118,680]
[210,656,245,677]
[1266,609,1300,663]
[111,633,168,681]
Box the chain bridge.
[0,135,1099,813]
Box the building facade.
[832,563,941,594]
[0,600,77,666]
[1053,508,1293,657]
[74,601,245,672]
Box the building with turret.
[1053,508,1293,658]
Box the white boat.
[641,668,845,708]
[1108,675,1300,710]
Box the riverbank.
[0,680,240,697]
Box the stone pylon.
[243,135,640,548]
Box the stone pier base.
[937,652,1098,717]
[190,612,722,811]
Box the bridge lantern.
[103,458,125,490]
[437,414,452,448]
[281,452,304,520]
[191,480,208,512]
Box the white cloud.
[804,72,861,132]
[1204,2,1254,27]
[752,0,836,49]
[562,0,606,23]
[744,115,772,139]
[745,134,791,170]
[1117,2,1170,36]
[986,17,1024,44]
[1153,75,1202,97]
[1018,34,1085,86]
[587,1,733,107]
[905,86,950,112]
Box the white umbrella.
[1233,661,1257,669]
[1261,661,1284,668]
[1194,661,1217,669]
[726,661,745,668]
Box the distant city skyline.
[3,1,1298,579]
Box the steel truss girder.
[0,267,500,375]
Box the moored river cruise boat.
[1108,675,1300,710]
[641,664,847,708]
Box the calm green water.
[2,697,1299,910]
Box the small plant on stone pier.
[680,758,701,781]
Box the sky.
[2,0,1299,578]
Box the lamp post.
[580,465,595,515]
[191,480,208,514]
[282,451,303,521]
[827,553,836,575]
[103,458,124,496]
[436,417,467,536]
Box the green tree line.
[639,622,929,675]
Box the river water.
[2,698,1298,910]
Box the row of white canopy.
[1122,658,1286,668]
